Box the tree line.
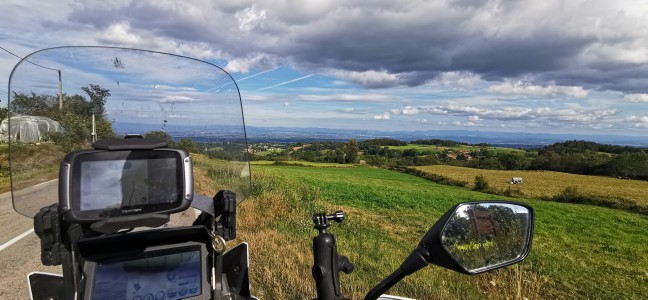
[255,138,648,180]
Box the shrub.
[473,174,489,191]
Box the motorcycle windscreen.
[7,47,251,218]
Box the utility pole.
[58,70,63,110]
[91,114,96,143]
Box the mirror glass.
[441,202,532,273]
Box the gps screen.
[92,248,201,300]
[79,158,179,212]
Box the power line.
[0,46,58,71]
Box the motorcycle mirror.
[365,201,534,300]
[421,201,534,274]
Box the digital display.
[92,249,202,300]
[79,158,179,212]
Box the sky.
[1,0,648,136]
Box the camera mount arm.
[312,211,354,300]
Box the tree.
[81,84,111,116]
[344,139,360,163]
[145,131,174,145]
[335,148,346,164]
[10,92,56,115]
[176,138,197,153]
[0,107,7,122]
[499,153,528,170]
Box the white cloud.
[434,71,482,90]
[488,81,589,98]
[331,70,400,88]
[624,93,648,103]
[160,95,197,103]
[298,93,395,102]
[627,115,648,128]
[402,106,419,115]
[374,112,391,120]
[102,21,140,45]
[390,106,419,115]
[236,4,267,32]
[451,121,479,127]
[225,54,277,73]
[2,0,648,93]
[419,104,616,123]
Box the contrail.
[206,69,276,93]
[257,74,315,91]
[237,68,276,82]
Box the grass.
[0,142,64,193]
[251,160,356,167]
[192,156,648,299]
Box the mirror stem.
[364,246,431,300]
[364,268,405,300]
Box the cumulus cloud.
[391,106,419,115]
[624,93,648,103]
[434,71,482,90]
[236,4,266,31]
[627,115,648,128]
[330,70,400,88]
[418,104,616,123]
[225,54,277,73]
[374,112,391,120]
[488,81,589,98]
[2,0,648,92]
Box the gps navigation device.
[59,148,193,223]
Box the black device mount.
[311,211,354,300]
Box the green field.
[192,157,648,299]
[251,160,355,167]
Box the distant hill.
[112,122,648,147]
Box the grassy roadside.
[0,143,64,193]
[193,156,648,299]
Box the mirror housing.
[418,201,534,274]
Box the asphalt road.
[0,181,60,299]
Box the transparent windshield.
[6,47,251,218]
